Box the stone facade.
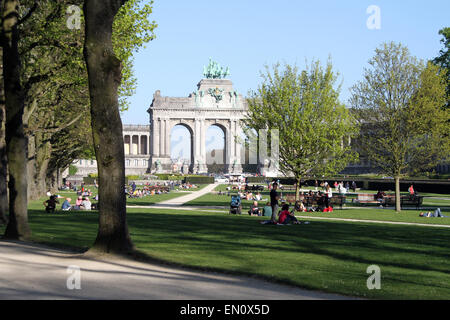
[148,78,248,174]
[73,124,151,176]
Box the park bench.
[329,196,346,209]
[384,195,423,209]
[245,184,265,191]
[354,193,379,205]
[283,194,346,210]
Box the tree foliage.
[245,61,358,197]
[350,42,450,211]
[8,0,156,198]
[433,27,450,108]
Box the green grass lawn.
[2,185,450,299]
[185,185,450,218]
[127,191,192,206]
[1,200,450,299]
[54,188,194,207]
[296,208,450,226]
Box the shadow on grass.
[3,207,450,299]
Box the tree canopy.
[245,61,358,197]
[433,27,450,108]
[350,42,450,211]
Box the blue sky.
[119,0,449,159]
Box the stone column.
[165,119,170,157]
[234,122,242,172]
[137,134,141,155]
[193,119,200,173]
[225,120,232,173]
[124,135,129,155]
[200,119,207,172]
[159,119,165,157]
[232,120,243,174]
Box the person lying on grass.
[420,208,448,218]
[260,204,300,225]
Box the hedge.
[184,176,214,184]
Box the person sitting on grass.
[315,192,326,212]
[43,195,59,213]
[294,200,307,213]
[278,204,300,224]
[262,202,272,217]
[248,201,260,216]
[80,197,92,211]
[61,198,72,211]
[73,196,83,210]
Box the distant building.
[73,125,151,176]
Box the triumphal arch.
[147,60,247,174]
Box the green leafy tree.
[14,0,156,198]
[350,42,450,212]
[0,46,7,225]
[1,0,32,240]
[0,0,156,238]
[245,61,359,199]
[113,0,156,111]
[433,27,450,108]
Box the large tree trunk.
[2,0,31,239]
[394,175,401,213]
[83,0,133,254]
[0,46,8,225]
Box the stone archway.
[148,77,247,174]
[205,123,226,173]
[168,122,194,173]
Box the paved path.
[156,184,219,206]
[0,241,352,300]
[294,215,450,228]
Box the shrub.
[68,165,78,176]
[126,175,141,181]
[184,176,214,184]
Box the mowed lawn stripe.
[2,200,449,299]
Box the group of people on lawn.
[249,183,335,216]
[239,191,263,201]
[43,194,93,213]
[246,182,335,225]
[126,182,168,198]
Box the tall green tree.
[0,45,7,225]
[245,61,358,199]
[14,0,155,199]
[1,0,31,239]
[433,27,450,108]
[0,0,155,237]
[350,42,450,212]
[83,0,133,254]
